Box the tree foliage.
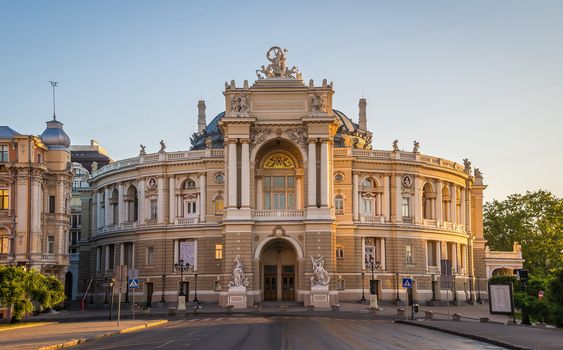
[484,190,563,274]
[0,266,65,323]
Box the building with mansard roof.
[0,119,72,281]
[84,47,507,307]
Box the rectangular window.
[287,176,295,188]
[361,198,372,214]
[215,244,223,260]
[0,145,8,162]
[337,279,345,290]
[150,200,157,219]
[108,244,115,270]
[0,189,8,210]
[70,231,79,246]
[405,244,414,265]
[273,176,285,189]
[0,235,9,254]
[336,246,344,259]
[215,197,224,215]
[96,247,102,272]
[402,197,410,217]
[146,247,154,265]
[427,241,437,267]
[37,153,42,163]
[335,196,344,214]
[264,193,271,210]
[186,201,197,214]
[263,177,271,190]
[49,195,56,213]
[47,236,55,254]
[287,193,294,210]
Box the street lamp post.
[476,278,482,304]
[161,274,166,303]
[104,278,109,304]
[395,273,402,304]
[174,260,190,311]
[367,257,381,310]
[193,273,199,303]
[359,270,367,303]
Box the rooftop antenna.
[49,81,59,120]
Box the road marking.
[157,340,174,348]
[216,317,224,321]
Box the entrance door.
[264,265,277,301]
[281,265,295,301]
[146,282,153,307]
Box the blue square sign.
[402,278,413,288]
[128,278,139,289]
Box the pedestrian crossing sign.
[128,278,139,289]
[402,278,412,288]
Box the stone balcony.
[253,209,305,221]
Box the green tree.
[0,266,65,323]
[484,190,563,274]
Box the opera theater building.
[85,47,491,307]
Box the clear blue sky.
[1,0,562,202]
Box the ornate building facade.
[0,119,72,280]
[86,47,492,306]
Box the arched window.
[183,179,196,189]
[334,194,344,214]
[262,153,296,210]
[442,185,450,222]
[422,183,434,219]
[214,194,224,216]
[126,186,138,222]
[360,177,378,216]
[110,188,119,225]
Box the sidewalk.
[397,319,563,350]
[0,318,167,350]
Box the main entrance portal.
[261,240,297,301]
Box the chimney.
[358,98,367,130]
[197,100,206,133]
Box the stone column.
[460,187,466,229]
[241,140,250,208]
[450,185,457,224]
[295,176,302,209]
[395,175,402,223]
[199,172,206,222]
[228,140,238,208]
[104,187,111,227]
[169,176,176,223]
[436,181,443,225]
[96,191,102,228]
[256,177,263,210]
[157,177,165,224]
[138,179,145,224]
[118,183,124,226]
[379,238,386,269]
[307,140,317,207]
[320,140,329,207]
[414,176,422,224]
[383,175,390,221]
[465,186,472,233]
[352,172,359,221]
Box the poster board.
[488,282,514,315]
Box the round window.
[214,173,225,184]
[334,172,344,183]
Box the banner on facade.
[180,241,195,267]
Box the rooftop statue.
[413,140,420,153]
[256,46,302,80]
[139,144,146,156]
[159,140,166,153]
[392,139,399,152]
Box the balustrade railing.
[253,209,305,219]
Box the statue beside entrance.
[309,256,331,309]
[227,255,249,309]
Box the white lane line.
[157,340,174,348]
[216,317,224,321]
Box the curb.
[37,320,168,350]
[395,320,532,350]
[0,322,55,332]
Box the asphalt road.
[76,315,506,350]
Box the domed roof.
[189,109,370,150]
[40,118,71,150]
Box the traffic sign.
[128,278,139,289]
[538,291,544,300]
[402,278,413,288]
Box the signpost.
[402,278,413,320]
[128,278,139,319]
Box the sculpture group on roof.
[256,46,302,80]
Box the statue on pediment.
[256,46,302,79]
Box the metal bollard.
[425,311,434,320]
